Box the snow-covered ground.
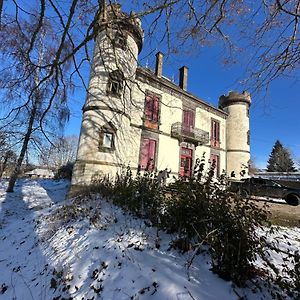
[0,179,299,300]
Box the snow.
[0,179,299,299]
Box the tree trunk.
[6,102,38,192]
[0,154,8,178]
[0,1,3,22]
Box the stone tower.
[72,4,143,185]
[219,91,251,178]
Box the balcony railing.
[171,122,209,144]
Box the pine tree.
[266,140,296,172]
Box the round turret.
[219,91,251,178]
[72,4,143,185]
[219,91,251,109]
[97,4,143,53]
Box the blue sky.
[2,1,299,169]
[65,39,300,169]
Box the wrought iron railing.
[171,122,209,144]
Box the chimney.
[179,66,188,91]
[155,52,164,77]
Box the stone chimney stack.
[179,66,188,91]
[155,52,164,77]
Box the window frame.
[182,110,195,133]
[98,123,116,153]
[107,69,124,97]
[144,93,160,123]
[139,137,157,171]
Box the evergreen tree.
[266,140,296,172]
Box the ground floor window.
[180,147,193,177]
[210,154,220,177]
[139,138,157,170]
[99,123,116,152]
[102,132,114,148]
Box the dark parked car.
[231,177,300,206]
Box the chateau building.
[72,4,251,186]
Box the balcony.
[171,122,209,145]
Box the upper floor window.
[113,32,127,50]
[139,138,157,171]
[247,130,250,145]
[183,110,194,133]
[107,69,124,97]
[211,119,220,148]
[144,94,159,123]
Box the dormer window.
[107,69,124,97]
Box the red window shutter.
[211,120,220,147]
[216,122,220,146]
[211,120,214,144]
[183,110,189,126]
[183,110,194,128]
[148,139,156,170]
[139,138,156,170]
[153,97,159,122]
[140,138,150,169]
[189,111,194,128]
[145,95,159,122]
[145,96,153,120]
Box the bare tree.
[248,157,259,175]
[0,150,17,178]
[0,131,17,178]
[0,0,299,191]
[1,1,299,93]
[39,135,78,170]
[0,13,71,192]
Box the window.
[247,130,250,145]
[99,131,115,151]
[144,94,159,123]
[180,147,193,177]
[113,33,127,50]
[211,119,220,147]
[210,154,220,177]
[103,132,113,148]
[107,69,124,96]
[183,110,194,133]
[99,123,116,152]
[139,138,157,170]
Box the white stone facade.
[72,4,251,186]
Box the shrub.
[161,158,269,286]
[54,162,74,180]
[85,159,270,287]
